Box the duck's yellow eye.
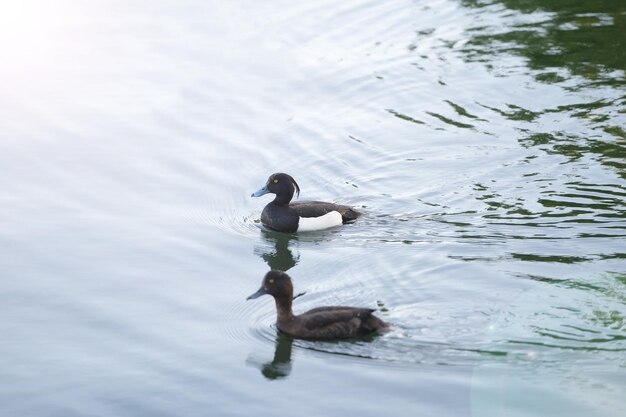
[268,278,274,284]
[273,179,279,184]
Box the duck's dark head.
[251,173,300,205]
[247,270,294,301]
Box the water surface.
[1,1,625,416]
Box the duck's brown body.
[278,306,388,339]
[248,270,389,340]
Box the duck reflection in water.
[254,230,300,272]
[258,332,294,380]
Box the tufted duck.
[251,173,360,233]
[247,270,389,339]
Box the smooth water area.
[1,1,625,416]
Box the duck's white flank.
[297,211,343,232]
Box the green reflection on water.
[461,0,626,87]
[460,0,626,179]
[511,253,590,263]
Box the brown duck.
[247,270,389,339]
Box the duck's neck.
[274,296,294,321]
[272,191,293,206]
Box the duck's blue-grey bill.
[247,287,267,300]
[251,185,270,197]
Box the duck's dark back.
[278,306,387,339]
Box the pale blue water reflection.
[1,0,625,416]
